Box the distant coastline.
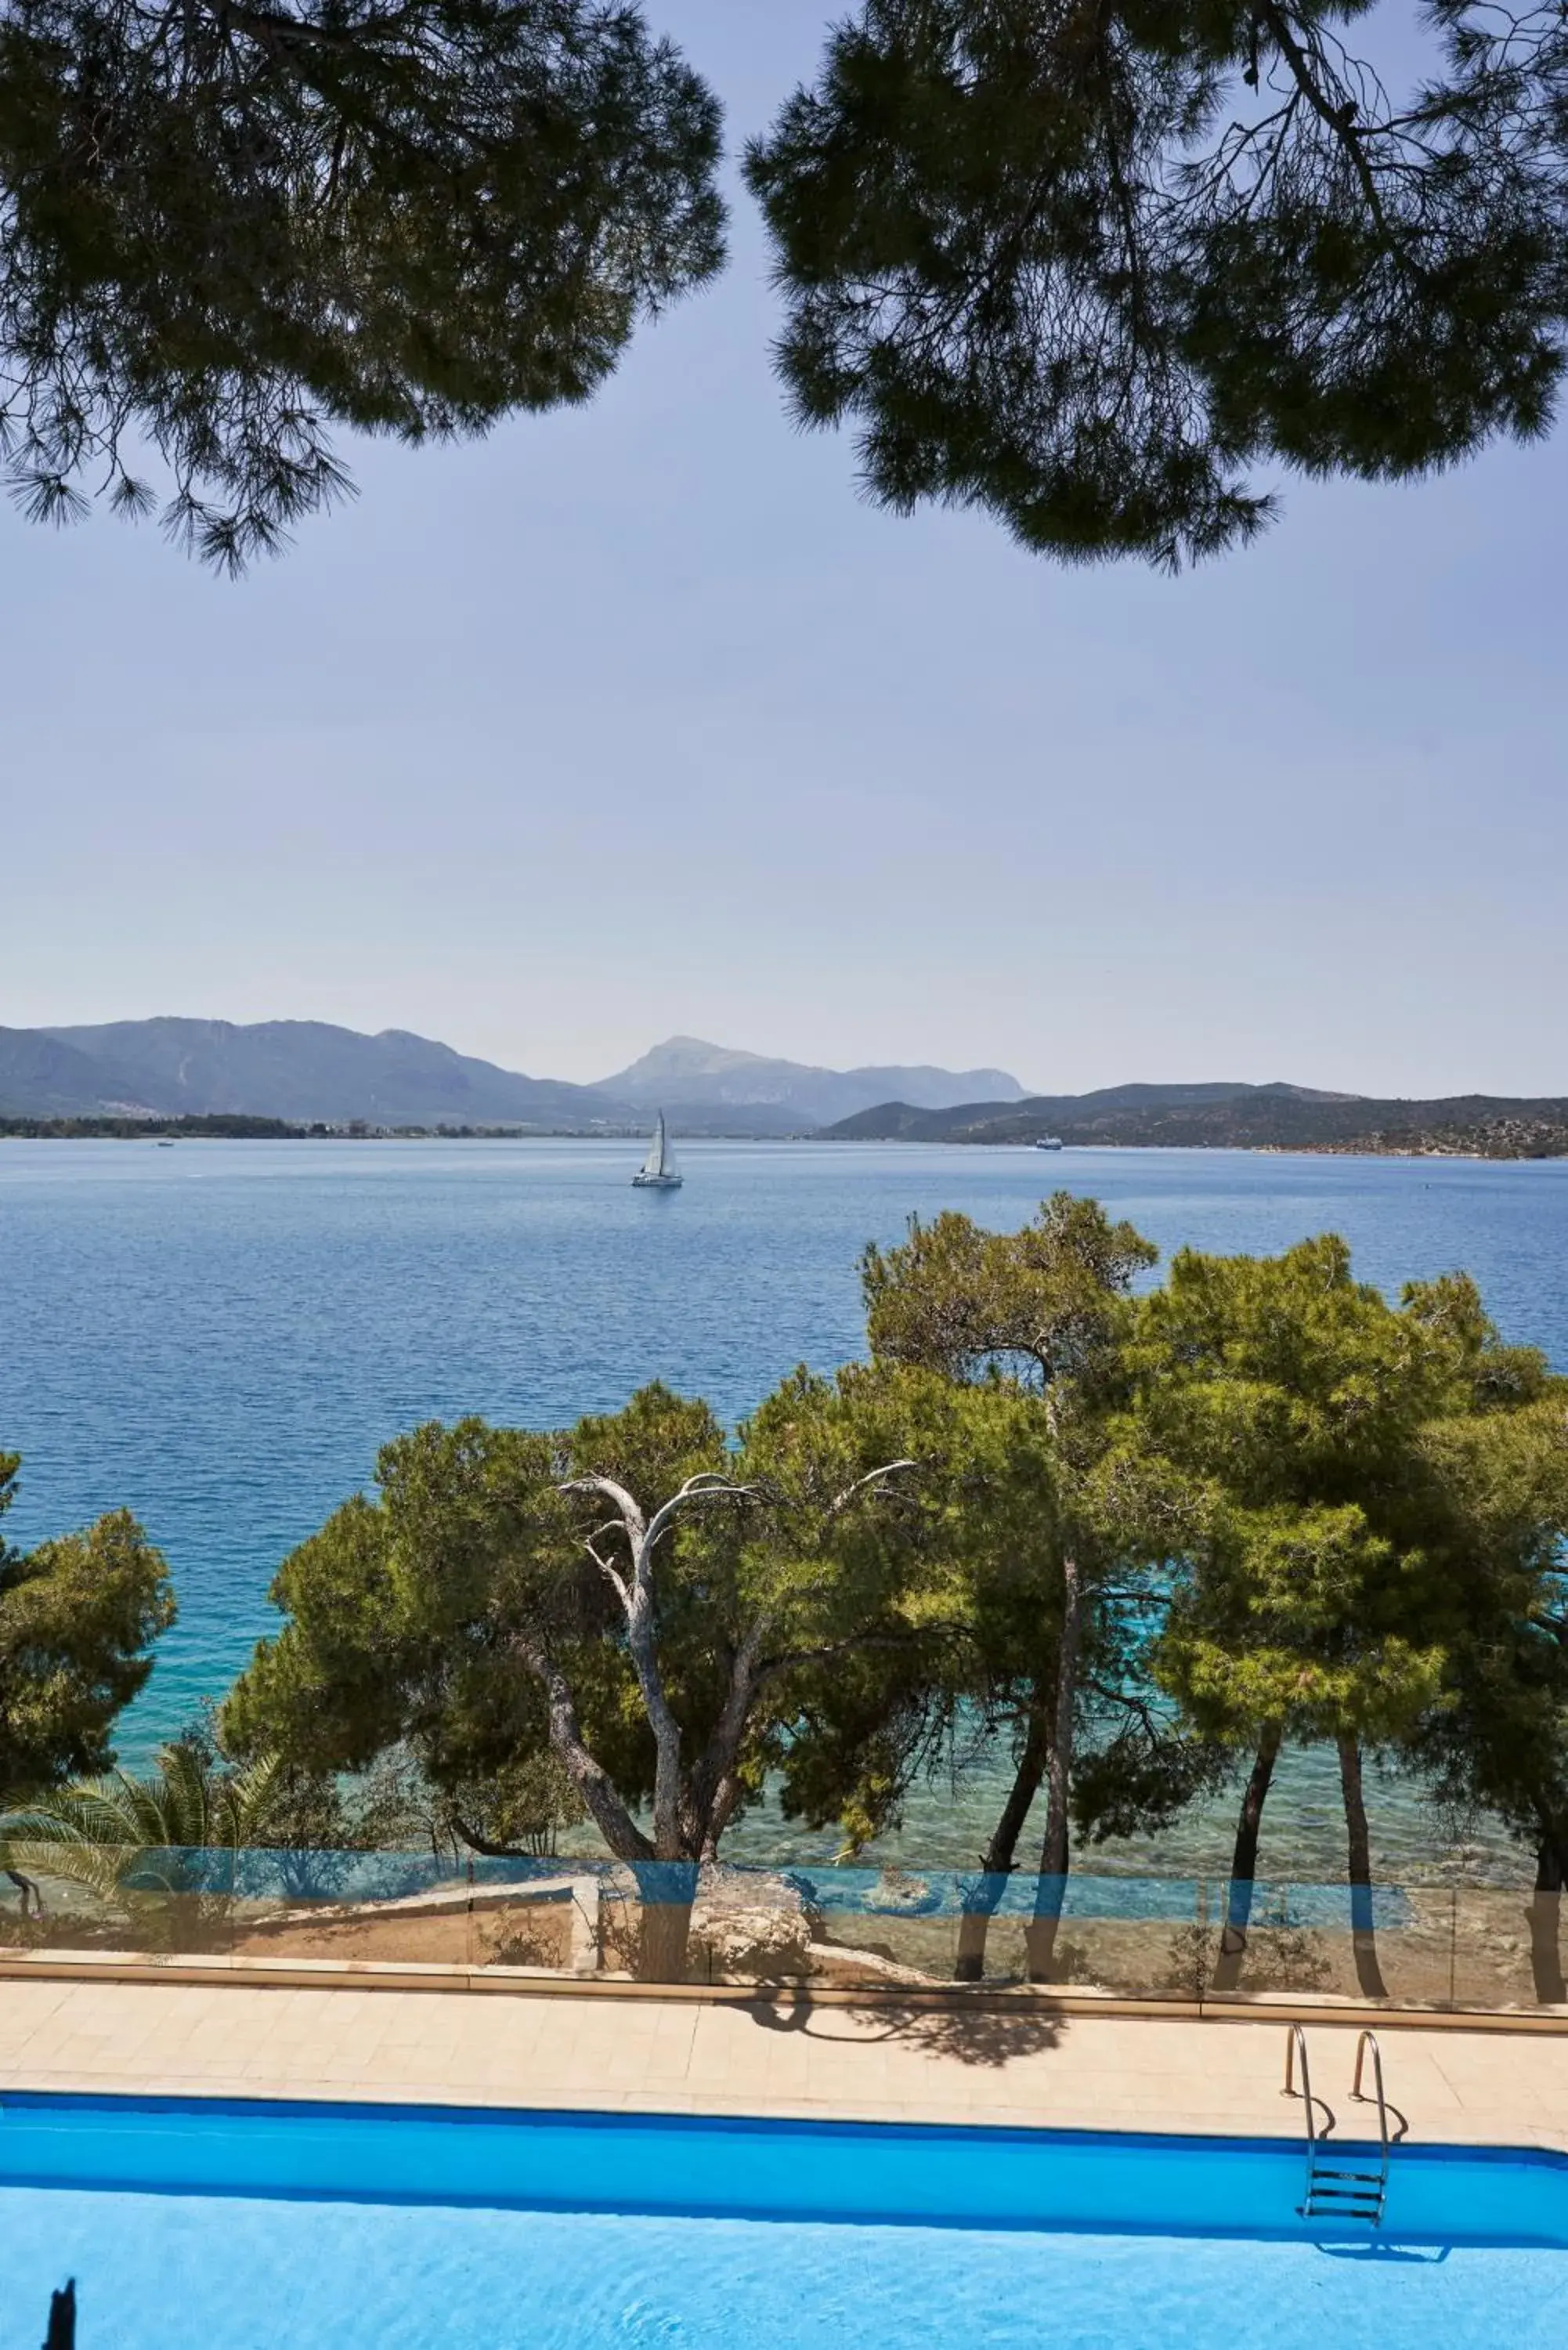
[0,1017,1024,1137]
[821,1094,1568,1161]
[4,1115,1565,1160]
[0,1115,642,1142]
[1273,1130,1568,1162]
[3,1020,1563,1158]
[0,1115,807,1143]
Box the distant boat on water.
[632,1112,683,1189]
[1034,1135,1064,1151]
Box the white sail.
[640,1114,667,1178]
[633,1111,682,1187]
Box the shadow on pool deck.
[739,1995,1064,2067]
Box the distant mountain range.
[4,1020,618,1130]
[0,1020,1027,1135]
[825,1083,1568,1157]
[5,1024,1561,1155]
[596,1036,1026,1131]
[826,1080,1357,1141]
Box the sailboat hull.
[631,1172,683,1188]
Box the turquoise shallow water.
[5,2102,1568,2349]
[1,1138,1564,1880]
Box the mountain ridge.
[825,1086,1568,1155]
[593,1034,1027,1127]
[6,1021,1557,1152]
[23,1019,620,1130]
[1,1019,1026,1133]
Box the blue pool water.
[4,2098,1566,2348]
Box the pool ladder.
[1284,2026,1393,2226]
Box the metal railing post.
[1284,2023,1317,2214]
[1350,2030,1390,2153]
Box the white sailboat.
[631,1111,683,1189]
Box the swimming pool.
[5,2095,1566,2348]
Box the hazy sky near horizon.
[2,2,1563,1099]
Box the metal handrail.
[1283,2023,1317,2211]
[1350,2028,1391,2166]
[1282,2021,1314,2128]
[1286,2026,1393,2225]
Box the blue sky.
[2,1,1563,1098]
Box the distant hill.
[9,1020,627,1130]
[0,1019,1028,1133]
[825,1083,1568,1157]
[595,1036,1027,1129]
[11,1025,1553,1156]
[0,1026,164,1118]
[826,1080,1360,1140]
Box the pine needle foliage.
[0,1454,175,1800]
[745,1,1568,568]
[0,0,724,566]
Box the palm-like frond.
[0,1746,281,1904]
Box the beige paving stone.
[4,1983,1568,2155]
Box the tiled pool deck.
[2,1980,1566,2149]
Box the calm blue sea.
[2,1138,1564,1878]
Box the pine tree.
[0,0,724,565]
[746,1,1568,568]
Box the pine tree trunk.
[1212,1723,1282,1994]
[1024,1553,1082,1984]
[633,1860,699,1984]
[1336,1733,1387,2000]
[1528,1838,1566,2006]
[954,1709,1050,1983]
